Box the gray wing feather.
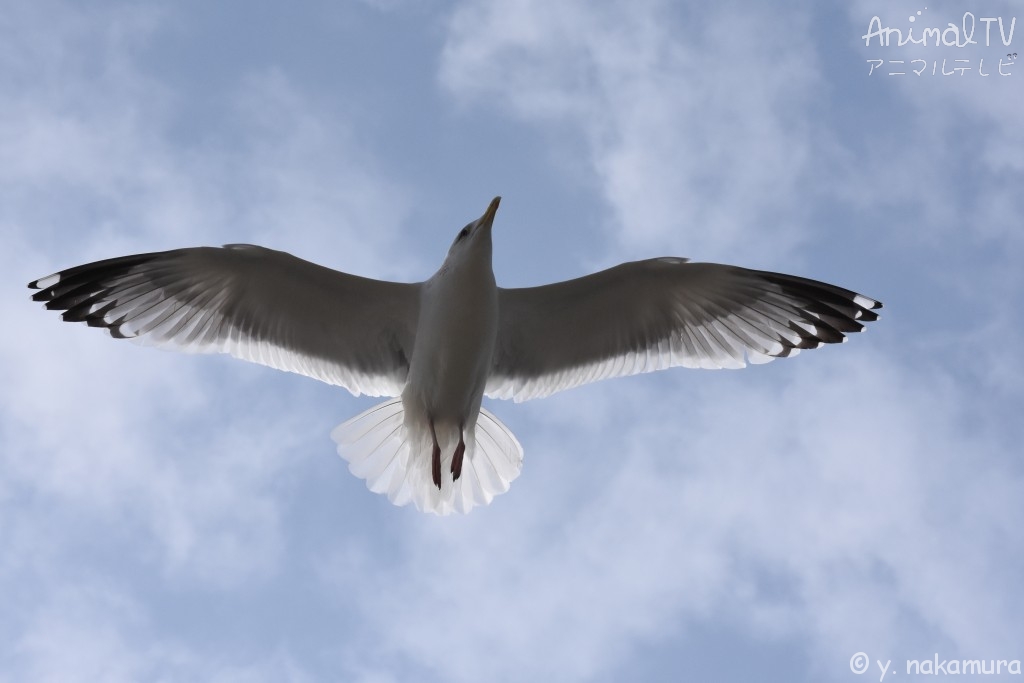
[487,258,881,401]
[29,245,420,397]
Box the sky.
[1,0,1022,681]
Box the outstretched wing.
[29,244,420,397]
[487,258,882,402]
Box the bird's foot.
[451,434,465,482]
[429,418,442,490]
[431,442,442,490]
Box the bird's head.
[444,196,500,267]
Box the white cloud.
[841,0,1024,238]
[5,583,187,683]
[2,236,302,589]
[0,0,414,607]
[1,0,418,671]
[0,0,417,276]
[3,1,1022,681]
[441,0,825,264]
[327,349,1023,682]
[2,579,316,683]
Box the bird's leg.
[451,425,465,482]
[429,418,442,490]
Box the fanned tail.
[331,399,523,515]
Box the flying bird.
[29,197,881,514]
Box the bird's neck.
[438,247,493,283]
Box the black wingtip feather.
[29,252,165,302]
[30,253,175,342]
[758,270,882,337]
[860,308,880,321]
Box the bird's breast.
[404,266,498,421]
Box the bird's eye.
[456,227,470,242]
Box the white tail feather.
[331,399,523,515]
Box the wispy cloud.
[1,0,415,673]
[327,350,1023,682]
[2,0,1021,681]
[4,579,316,682]
[0,0,397,575]
[441,0,825,263]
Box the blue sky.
[2,0,1022,681]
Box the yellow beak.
[481,196,501,228]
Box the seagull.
[29,197,882,515]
